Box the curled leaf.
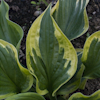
[52,0,89,40]
[82,31,100,79]
[0,40,33,99]
[0,0,23,50]
[57,51,84,95]
[5,92,45,100]
[68,90,100,100]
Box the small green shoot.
[31,0,48,6]
[86,32,90,39]
[31,1,37,5]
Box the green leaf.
[68,90,100,100]
[76,49,83,68]
[79,78,87,90]
[26,5,77,96]
[75,49,87,90]
[81,31,100,79]
[57,60,85,95]
[76,48,83,55]
[0,40,33,99]
[5,92,45,100]
[31,1,37,5]
[52,0,89,40]
[0,0,23,51]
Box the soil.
[1,0,100,99]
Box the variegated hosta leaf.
[68,90,100,100]
[52,0,89,40]
[79,78,87,90]
[5,92,45,100]
[76,48,83,55]
[81,31,100,79]
[0,40,33,99]
[26,5,77,96]
[76,48,83,68]
[76,49,87,90]
[57,51,84,95]
[0,0,23,50]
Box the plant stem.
[49,93,57,100]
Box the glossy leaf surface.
[52,0,89,40]
[0,0,23,50]
[81,31,100,79]
[26,6,77,96]
[0,40,33,99]
[68,90,100,100]
[6,92,45,100]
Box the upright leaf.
[0,0,23,50]
[81,31,100,79]
[5,92,45,100]
[75,49,87,90]
[0,40,33,99]
[68,90,100,100]
[76,48,83,68]
[79,78,87,90]
[26,5,77,96]
[52,0,89,40]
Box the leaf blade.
[5,92,45,100]
[68,90,100,100]
[81,31,100,79]
[0,40,33,99]
[26,5,77,96]
[0,0,23,50]
[57,52,84,95]
[52,0,89,40]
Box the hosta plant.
[0,0,23,51]
[1,0,100,100]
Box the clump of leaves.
[1,0,100,100]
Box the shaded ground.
[2,0,100,98]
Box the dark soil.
[2,0,100,99]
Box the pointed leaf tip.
[0,0,23,51]
[82,31,100,79]
[26,4,77,96]
[52,0,89,40]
